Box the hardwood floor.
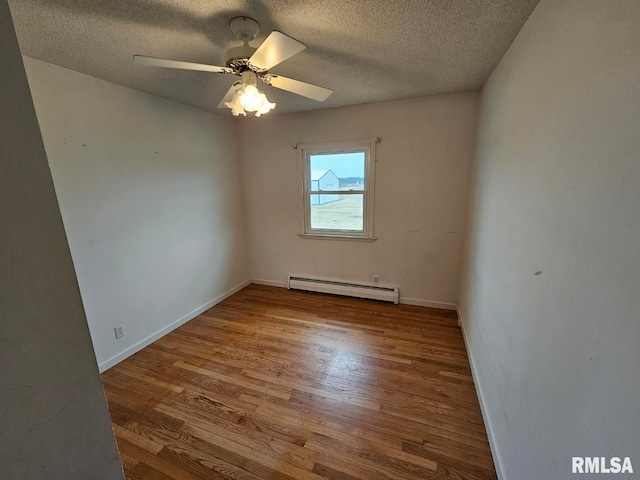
[102,284,497,480]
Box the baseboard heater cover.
[287,275,399,304]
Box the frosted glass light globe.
[240,85,262,111]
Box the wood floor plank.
[155,402,316,471]
[161,389,309,448]
[113,424,164,455]
[118,452,140,471]
[182,423,325,480]
[116,438,204,480]
[126,463,176,480]
[173,360,292,400]
[311,463,360,480]
[103,284,497,479]
[115,362,186,393]
[156,442,268,480]
[241,393,424,447]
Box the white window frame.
[298,138,377,240]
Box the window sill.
[298,233,377,242]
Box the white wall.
[240,92,479,307]
[24,58,249,370]
[459,1,640,478]
[0,2,123,477]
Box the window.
[299,139,377,240]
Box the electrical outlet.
[372,274,379,284]
[114,324,125,339]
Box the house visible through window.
[299,139,376,239]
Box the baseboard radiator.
[287,275,399,304]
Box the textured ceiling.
[9,0,540,116]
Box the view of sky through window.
[310,152,365,180]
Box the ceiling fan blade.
[249,31,305,70]
[133,55,231,74]
[217,82,240,109]
[267,76,333,102]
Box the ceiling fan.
[133,16,333,117]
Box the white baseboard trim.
[250,278,288,288]
[98,279,251,372]
[457,306,506,480]
[399,297,457,310]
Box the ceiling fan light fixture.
[225,84,275,117]
[225,71,276,117]
[255,95,276,117]
[239,84,262,111]
[224,89,246,116]
[237,85,275,117]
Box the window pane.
[310,194,363,231]
[310,152,365,192]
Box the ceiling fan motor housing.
[225,44,257,66]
